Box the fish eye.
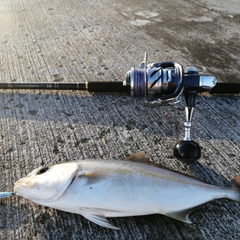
[36,166,50,175]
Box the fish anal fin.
[81,212,119,230]
[165,208,195,224]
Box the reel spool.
[124,52,184,104]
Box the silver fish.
[14,152,240,230]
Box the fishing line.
[0,192,13,198]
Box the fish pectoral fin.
[78,171,109,185]
[165,208,195,224]
[81,212,119,230]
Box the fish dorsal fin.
[80,212,119,230]
[124,151,149,163]
[124,151,165,168]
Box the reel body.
[124,54,217,104]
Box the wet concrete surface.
[0,0,239,239]
[116,0,240,82]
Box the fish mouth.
[14,177,37,194]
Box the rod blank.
[0,81,239,94]
[0,82,131,94]
[0,82,87,90]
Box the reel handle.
[173,89,201,163]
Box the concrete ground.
[0,0,239,239]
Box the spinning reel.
[124,53,217,162]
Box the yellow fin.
[231,174,240,189]
[124,151,164,168]
[124,151,149,163]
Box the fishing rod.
[1,53,239,163]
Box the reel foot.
[173,140,201,163]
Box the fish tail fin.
[229,173,240,202]
[231,174,240,189]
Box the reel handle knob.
[173,140,201,163]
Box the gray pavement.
[0,0,239,239]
